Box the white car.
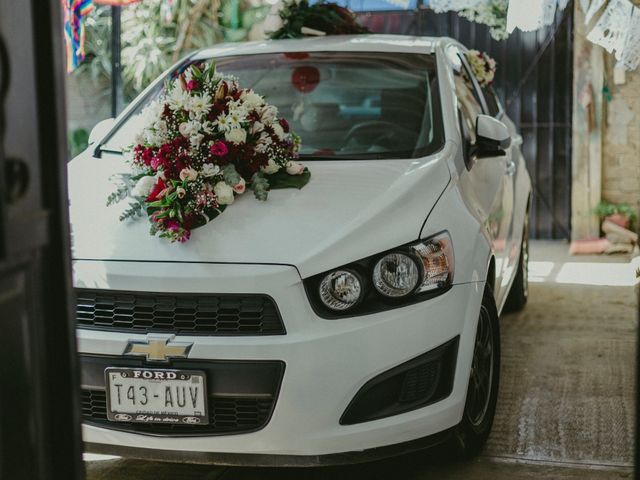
[70,34,531,465]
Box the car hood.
[69,145,452,278]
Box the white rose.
[272,123,285,140]
[251,121,265,135]
[286,161,305,175]
[179,167,198,182]
[260,105,278,125]
[190,133,204,148]
[201,163,220,177]
[131,175,156,197]
[260,159,280,174]
[241,90,264,108]
[214,181,235,205]
[176,186,186,199]
[225,128,247,144]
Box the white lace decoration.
[586,0,633,55]
[618,7,640,69]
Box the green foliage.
[106,183,131,206]
[222,163,242,185]
[77,1,268,102]
[251,171,270,201]
[69,128,89,158]
[593,201,637,224]
[119,201,145,221]
[458,0,509,41]
[267,169,311,190]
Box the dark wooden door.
[0,0,84,479]
[359,6,574,239]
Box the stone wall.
[602,67,640,208]
[572,2,640,239]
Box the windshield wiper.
[94,145,123,157]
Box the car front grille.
[80,356,284,437]
[75,289,285,335]
[82,389,274,436]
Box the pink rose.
[286,161,305,175]
[233,177,246,194]
[179,167,198,182]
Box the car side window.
[448,47,484,168]
[481,86,502,118]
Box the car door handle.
[505,159,516,176]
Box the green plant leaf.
[266,169,311,190]
[242,5,270,29]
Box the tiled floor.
[85,241,638,480]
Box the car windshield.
[102,51,443,160]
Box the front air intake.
[340,336,459,425]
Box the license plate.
[105,368,208,425]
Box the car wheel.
[450,285,500,458]
[504,213,529,313]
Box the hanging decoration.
[465,50,497,87]
[62,0,94,73]
[619,7,640,70]
[269,0,370,39]
[579,0,640,71]
[506,0,560,34]
[427,0,510,41]
[429,0,483,12]
[586,0,632,55]
[93,0,142,4]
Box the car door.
[448,46,514,303]
[481,87,521,288]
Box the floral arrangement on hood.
[465,50,497,88]
[269,0,370,39]
[107,61,309,243]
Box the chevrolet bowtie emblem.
[123,337,193,362]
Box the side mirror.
[474,115,511,159]
[88,118,115,146]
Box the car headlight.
[412,231,455,292]
[304,231,455,318]
[373,253,421,298]
[319,269,364,311]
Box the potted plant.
[593,200,637,230]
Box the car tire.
[504,213,529,313]
[448,285,500,459]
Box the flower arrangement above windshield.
[107,62,309,243]
[270,0,370,39]
[465,50,497,88]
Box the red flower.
[278,118,290,133]
[146,178,167,202]
[186,80,199,91]
[209,141,229,157]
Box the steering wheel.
[343,121,417,151]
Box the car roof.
[193,34,451,60]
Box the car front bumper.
[75,260,484,459]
